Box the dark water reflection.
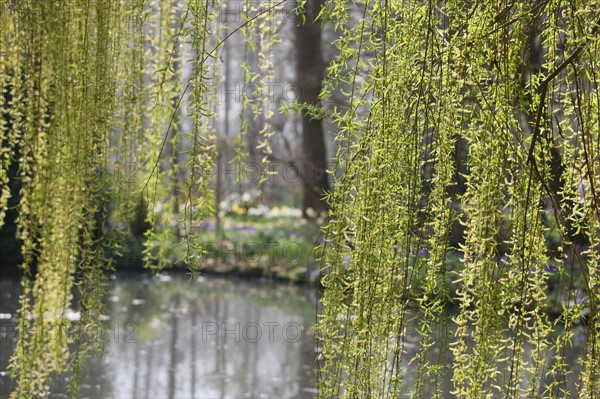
[0,272,318,398]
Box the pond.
[0,271,588,398]
[0,272,319,398]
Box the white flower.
[248,204,269,216]
[241,192,251,203]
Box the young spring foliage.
[317,1,600,398]
[1,1,121,396]
[0,0,217,395]
[3,0,600,398]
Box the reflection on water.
[0,272,589,398]
[0,272,318,398]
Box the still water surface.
[0,271,589,398]
[0,272,318,398]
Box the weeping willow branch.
[4,1,600,398]
[527,14,600,167]
[142,0,289,195]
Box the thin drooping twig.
[142,0,290,193]
[526,15,600,165]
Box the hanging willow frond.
[5,0,600,398]
[1,1,121,397]
[317,0,600,398]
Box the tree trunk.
[295,0,330,218]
